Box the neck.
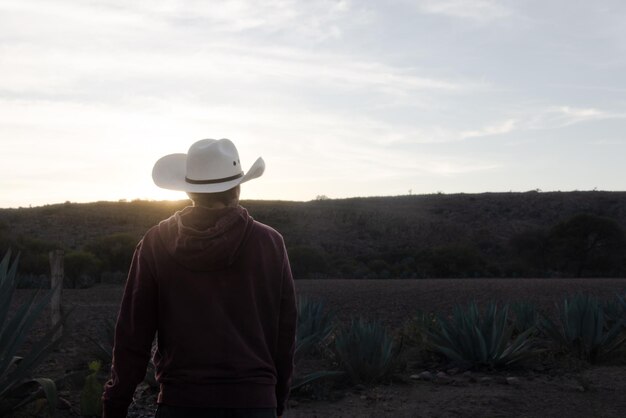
[193,201,239,209]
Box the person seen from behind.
[102,139,297,418]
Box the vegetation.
[291,297,343,391]
[510,302,539,335]
[0,250,67,416]
[2,191,626,283]
[428,301,540,369]
[548,214,626,277]
[80,360,103,417]
[334,318,397,384]
[539,294,626,363]
[295,296,334,361]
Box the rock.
[409,374,421,380]
[330,391,345,401]
[416,371,434,381]
[360,395,367,400]
[447,368,460,376]
[506,377,521,387]
[479,377,493,385]
[57,397,72,410]
[463,371,477,383]
[495,376,509,385]
[436,371,452,384]
[354,384,366,392]
[452,378,469,387]
[76,273,96,289]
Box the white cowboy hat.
[152,138,265,193]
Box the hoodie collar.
[157,205,254,271]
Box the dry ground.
[12,278,626,417]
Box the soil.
[10,278,626,418]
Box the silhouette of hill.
[1,191,625,280]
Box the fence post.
[49,249,64,341]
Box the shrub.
[288,246,330,279]
[334,318,397,384]
[539,293,626,362]
[0,250,68,415]
[64,251,101,288]
[397,310,437,349]
[80,360,103,416]
[548,214,626,277]
[85,233,137,273]
[428,301,539,369]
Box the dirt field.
[13,278,626,417]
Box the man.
[102,139,297,418]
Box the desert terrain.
[12,278,626,417]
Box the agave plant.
[334,318,396,384]
[295,296,335,361]
[538,293,626,362]
[88,318,116,363]
[397,309,438,350]
[617,294,626,311]
[613,293,626,325]
[428,301,539,369]
[510,301,539,334]
[89,318,159,388]
[604,297,626,327]
[290,296,343,391]
[0,250,67,415]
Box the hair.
[187,185,240,208]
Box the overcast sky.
[1,0,625,207]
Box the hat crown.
[185,139,243,181]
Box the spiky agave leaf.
[295,296,334,361]
[11,378,58,416]
[0,250,71,415]
[334,318,396,384]
[428,301,540,369]
[290,371,345,392]
[511,302,539,334]
[538,293,625,362]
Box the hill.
[1,191,625,281]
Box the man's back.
[102,139,297,418]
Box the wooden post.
[49,250,64,341]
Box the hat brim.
[152,154,265,193]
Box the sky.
[1,0,625,208]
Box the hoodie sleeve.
[274,248,297,417]
[102,241,158,418]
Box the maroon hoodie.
[102,205,297,417]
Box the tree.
[509,228,550,276]
[85,233,137,274]
[65,250,101,288]
[548,214,625,277]
[288,246,330,279]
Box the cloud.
[526,106,626,130]
[461,119,517,139]
[0,0,363,42]
[411,0,512,21]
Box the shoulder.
[140,224,161,246]
[251,220,283,239]
[133,224,163,259]
[249,220,287,251]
